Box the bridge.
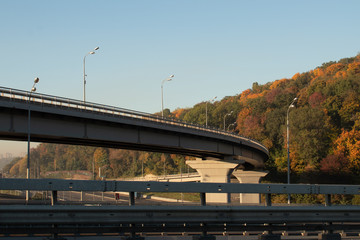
[0,86,269,203]
[0,87,268,164]
[1,178,360,240]
[0,87,359,240]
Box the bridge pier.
[232,170,268,204]
[186,158,240,203]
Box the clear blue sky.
[1,0,359,156]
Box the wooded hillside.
[4,54,360,184]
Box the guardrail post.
[325,194,331,206]
[321,222,341,240]
[129,192,135,206]
[80,191,85,202]
[51,190,57,206]
[192,223,216,240]
[126,223,144,240]
[200,192,206,206]
[265,193,271,206]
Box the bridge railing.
[0,86,269,154]
[1,178,359,207]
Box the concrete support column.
[186,158,240,203]
[232,170,268,204]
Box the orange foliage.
[246,92,264,99]
[239,89,252,103]
[325,63,344,75]
[236,107,252,132]
[172,108,185,119]
[334,70,347,79]
[292,73,301,80]
[289,149,306,173]
[312,68,325,78]
[269,78,288,90]
[347,62,360,75]
[333,129,360,169]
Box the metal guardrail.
[2,179,360,238]
[2,204,360,238]
[3,178,360,195]
[0,86,269,155]
[1,178,360,207]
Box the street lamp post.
[26,77,40,201]
[161,75,174,118]
[227,122,236,131]
[83,47,99,102]
[206,96,217,127]
[99,165,107,180]
[287,97,297,204]
[223,111,233,131]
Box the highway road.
[0,190,193,206]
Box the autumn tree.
[332,129,360,173]
[93,147,111,179]
[320,153,350,175]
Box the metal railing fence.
[1,178,360,207]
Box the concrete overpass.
[0,87,269,202]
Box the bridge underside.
[0,105,266,169]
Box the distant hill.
[0,157,15,171]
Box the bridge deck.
[0,86,268,168]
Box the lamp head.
[34,77,39,83]
[89,51,95,54]
[169,74,174,78]
[226,111,233,117]
[291,97,298,107]
[31,87,36,92]
[94,47,99,51]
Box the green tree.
[291,106,330,171]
